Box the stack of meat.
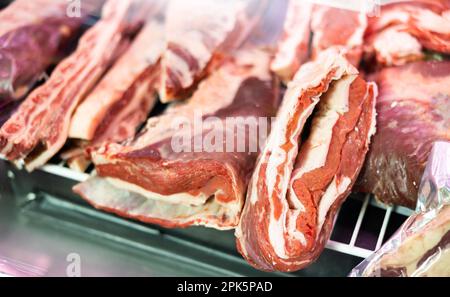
[0,0,449,274]
[0,0,101,124]
[356,0,450,208]
[74,49,280,229]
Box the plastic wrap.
[350,141,450,277]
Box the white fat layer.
[317,176,351,235]
[165,51,194,90]
[106,177,210,206]
[415,9,450,34]
[373,28,422,66]
[268,208,288,259]
[79,177,240,230]
[291,75,356,181]
[367,82,378,141]
[346,13,368,47]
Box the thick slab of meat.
[235,49,377,272]
[365,0,450,66]
[74,49,280,229]
[0,0,95,101]
[69,20,164,143]
[311,5,367,67]
[0,0,146,172]
[270,0,313,82]
[159,0,256,102]
[356,61,450,209]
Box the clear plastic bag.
[350,141,450,277]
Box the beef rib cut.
[236,49,377,272]
[0,0,147,172]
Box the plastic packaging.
[350,141,450,277]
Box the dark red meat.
[356,61,450,209]
[0,0,95,102]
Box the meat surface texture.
[270,0,368,82]
[0,0,93,101]
[159,0,255,102]
[74,49,280,229]
[235,49,377,272]
[356,61,450,209]
[365,0,450,66]
[310,5,367,67]
[270,0,313,82]
[69,20,165,144]
[0,0,146,172]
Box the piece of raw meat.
[311,5,367,67]
[74,49,280,229]
[236,49,377,272]
[69,20,165,144]
[64,20,165,172]
[0,0,148,172]
[270,0,313,82]
[159,0,258,102]
[365,26,424,67]
[356,61,450,209]
[365,0,450,66]
[270,0,368,82]
[0,0,99,102]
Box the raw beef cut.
[235,49,377,272]
[270,0,313,82]
[365,0,450,66]
[356,61,450,209]
[159,0,257,102]
[0,0,97,102]
[74,49,280,229]
[65,20,165,172]
[310,5,367,67]
[0,0,148,172]
[69,20,165,144]
[270,0,367,82]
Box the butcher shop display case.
[0,0,449,277]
